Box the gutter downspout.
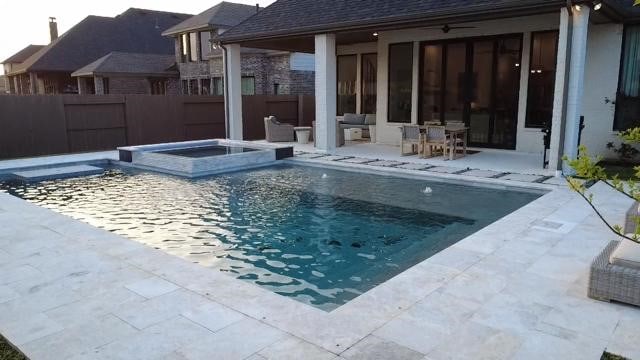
[555,0,575,173]
[219,41,231,139]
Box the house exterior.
[71,52,179,95]
[162,1,315,96]
[3,9,191,95]
[219,0,640,174]
[2,44,45,94]
[0,75,7,94]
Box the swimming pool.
[0,164,541,310]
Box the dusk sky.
[0,0,276,74]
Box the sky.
[0,0,275,74]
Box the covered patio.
[219,0,626,176]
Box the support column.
[77,77,85,95]
[225,44,243,140]
[13,76,19,94]
[549,8,570,173]
[29,73,37,94]
[562,5,590,174]
[314,34,337,152]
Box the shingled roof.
[162,2,261,36]
[71,52,177,77]
[2,45,45,64]
[8,8,191,75]
[219,0,571,42]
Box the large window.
[337,55,357,115]
[388,43,413,123]
[189,33,198,62]
[361,53,377,114]
[615,25,640,131]
[213,77,224,95]
[526,31,559,128]
[241,76,255,95]
[201,78,211,95]
[200,31,211,60]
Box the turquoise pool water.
[1,164,540,311]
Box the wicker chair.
[264,116,294,142]
[589,240,640,306]
[400,125,423,156]
[423,125,451,158]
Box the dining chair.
[400,125,423,156]
[423,125,451,158]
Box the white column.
[29,73,37,94]
[314,34,337,152]
[411,41,420,124]
[549,8,570,172]
[562,5,590,174]
[225,44,243,140]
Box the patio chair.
[264,116,294,142]
[423,125,451,158]
[400,125,423,156]
[589,239,640,307]
[446,121,467,157]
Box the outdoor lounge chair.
[264,116,294,142]
[589,239,640,306]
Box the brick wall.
[178,52,315,96]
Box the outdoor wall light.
[594,2,602,11]
[373,32,379,37]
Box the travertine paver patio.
[0,153,639,359]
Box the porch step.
[12,165,104,182]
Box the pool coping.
[0,151,634,359]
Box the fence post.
[297,94,304,126]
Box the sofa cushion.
[610,238,640,270]
[364,114,376,125]
[343,113,365,125]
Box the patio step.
[12,165,104,182]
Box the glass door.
[419,35,522,149]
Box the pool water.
[158,145,258,158]
[1,164,540,311]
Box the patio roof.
[218,0,635,52]
[71,52,178,78]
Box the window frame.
[360,52,378,114]
[241,76,256,95]
[387,42,414,124]
[613,24,640,131]
[336,54,358,116]
[525,30,559,129]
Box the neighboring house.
[72,52,179,95]
[4,9,191,95]
[0,75,7,94]
[219,0,640,172]
[162,1,315,96]
[2,44,45,94]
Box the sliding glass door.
[419,35,522,149]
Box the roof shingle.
[2,45,45,64]
[219,0,568,42]
[8,8,191,75]
[162,1,261,36]
[71,52,177,77]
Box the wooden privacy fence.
[0,94,314,160]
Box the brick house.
[3,10,191,95]
[161,1,315,96]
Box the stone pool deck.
[0,154,639,359]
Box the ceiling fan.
[424,24,477,33]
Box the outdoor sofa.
[589,202,640,306]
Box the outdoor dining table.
[418,125,469,161]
